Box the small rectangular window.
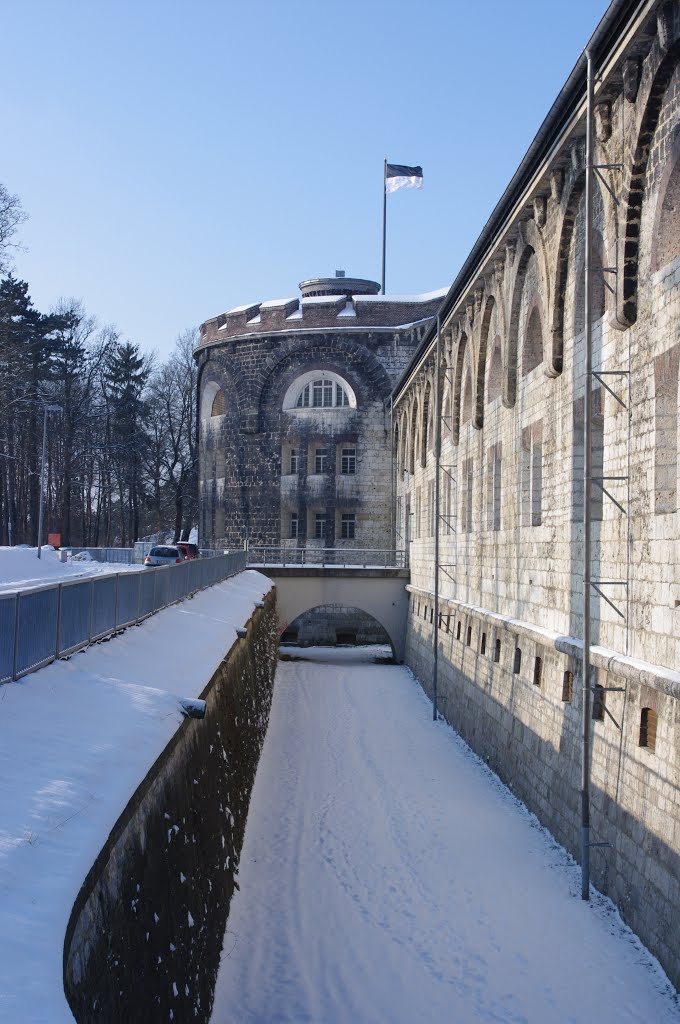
[341,512,356,539]
[341,448,356,474]
[315,447,328,474]
[456,621,462,640]
[513,648,522,674]
[290,511,299,538]
[494,637,501,663]
[533,656,542,687]
[592,681,605,721]
[481,632,487,655]
[639,708,657,750]
[562,670,573,702]
[290,448,299,474]
[466,625,472,646]
[314,512,326,539]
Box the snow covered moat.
[212,646,679,1024]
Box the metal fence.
[247,547,407,569]
[0,551,247,684]
[64,545,225,564]
[64,547,135,564]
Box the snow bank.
[0,546,141,593]
[0,570,272,1024]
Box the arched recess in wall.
[651,128,680,272]
[419,380,432,466]
[400,413,408,476]
[523,296,545,375]
[552,171,584,372]
[620,40,680,326]
[200,380,225,421]
[487,335,503,403]
[451,331,468,444]
[506,246,536,405]
[393,421,401,474]
[440,348,452,444]
[573,226,607,336]
[461,367,473,426]
[408,397,419,474]
[475,296,495,427]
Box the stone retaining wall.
[406,587,680,992]
[63,592,279,1023]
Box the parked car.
[176,542,199,560]
[143,545,186,567]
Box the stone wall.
[405,588,680,991]
[394,0,680,993]
[63,593,279,1023]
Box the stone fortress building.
[393,0,680,992]
[195,0,680,988]
[195,273,445,553]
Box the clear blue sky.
[3,0,609,359]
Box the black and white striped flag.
[385,163,423,193]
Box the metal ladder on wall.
[581,49,632,899]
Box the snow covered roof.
[354,287,449,303]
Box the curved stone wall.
[63,594,278,1023]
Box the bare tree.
[0,184,27,273]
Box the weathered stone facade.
[195,275,445,552]
[394,0,680,990]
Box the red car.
[176,542,200,560]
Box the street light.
[37,404,63,559]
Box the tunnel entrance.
[281,604,390,650]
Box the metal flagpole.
[381,159,387,294]
[433,314,442,721]
[581,48,595,902]
[390,395,395,548]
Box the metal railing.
[247,547,407,569]
[64,547,135,564]
[64,544,224,565]
[0,551,247,684]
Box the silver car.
[143,545,186,567]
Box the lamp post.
[37,404,63,559]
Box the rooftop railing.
[247,547,407,569]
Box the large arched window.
[296,379,349,408]
[283,370,357,411]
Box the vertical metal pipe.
[390,396,395,548]
[433,315,442,721]
[581,49,595,902]
[37,406,48,559]
[381,159,387,294]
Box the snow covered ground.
[211,646,680,1024]
[0,545,142,593]
[0,569,272,1024]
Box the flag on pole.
[385,163,423,193]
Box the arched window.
[283,370,356,411]
[211,391,226,417]
[201,380,224,421]
[296,379,349,408]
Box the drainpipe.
[581,48,595,902]
[433,314,442,721]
